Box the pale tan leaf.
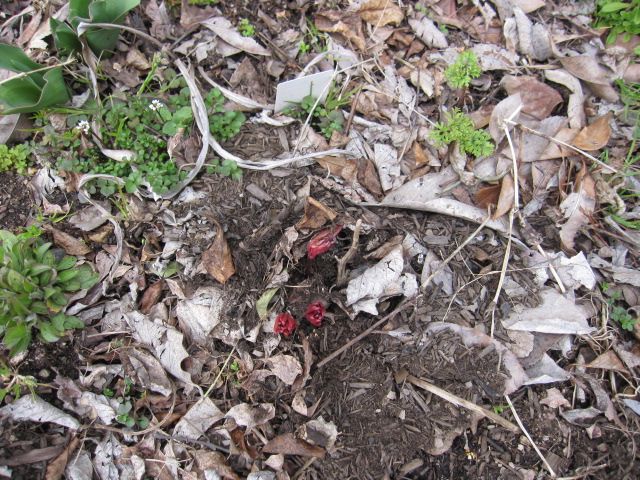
[358,0,404,26]
[489,94,522,144]
[493,174,514,219]
[267,354,303,385]
[586,351,628,373]
[408,17,448,48]
[571,114,612,151]
[202,220,235,284]
[314,10,366,51]
[201,17,270,55]
[316,156,357,182]
[559,163,596,251]
[501,75,563,120]
[262,433,326,458]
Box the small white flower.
[75,120,90,134]
[149,99,165,111]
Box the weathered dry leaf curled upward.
[559,162,596,251]
[202,219,235,284]
[571,113,612,151]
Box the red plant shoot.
[274,312,297,337]
[307,225,342,260]
[305,301,325,327]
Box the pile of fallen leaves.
[1,0,640,478]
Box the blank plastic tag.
[274,70,334,113]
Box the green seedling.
[284,84,357,139]
[297,18,328,56]
[601,283,638,332]
[445,50,482,89]
[430,108,494,158]
[206,158,243,181]
[0,228,99,356]
[238,18,255,37]
[0,144,30,174]
[0,44,70,115]
[594,0,640,52]
[47,83,245,196]
[0,360,38,403]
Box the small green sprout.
[430,109,494,158]
[445,50,482,89]
[238,19,255,37]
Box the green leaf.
[51,313,66,332]
[600,2,629,13]
[4,323,31,356]
[0,67,70,115]
[80,0,141,56]
[57,256,77,271]
[29,264,53,276]
[256,287,279,320]
[0,44,42,77]
[50,18,83,55]
[39,322,61,343]
[63,316,85,330]
[7,270,26,293]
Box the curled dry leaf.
[358,0,404,26]
[43,225,91,256]
[202,220,235,284]
[225,403,275,429]
[571,113,612,151]
[296,197,337,230]
[314,10,366,51]
[139,280,164,314]
[501,75,563,120]
[559,163,596,251]
[201,17,270,56]
[493,174,515,219]
[545,69,585,129]
[267,354,303,385]
[408,17,448,49]
[262,433,326,458]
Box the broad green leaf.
[256,287,279,321]
[39,322,61,343]
[0,44,42,77]
[35,242,52,262]
[57,256,77,271]
[0,67,70,115]
[29,264,53,276]
[3,323,26,347]
[63,316,85,330]
[52,313,66,332]
[63,279,81,292]
[50,18,83,56]
[600,2,629,13]
[31,301,49,315]
[57,269,79,282]
[7,270,26,293]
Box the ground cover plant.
[0,1,640,479]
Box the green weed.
[601,283,638,332]
[0,360,37,403]
[0,144,30,175]
[430,108,494,158]
[0,228,99,356]
[445,50,482,89]
[238,18,255,37]
[594,0,640,51]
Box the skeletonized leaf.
[202,220,235,284]
[571,114,612,151]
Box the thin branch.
[336,219,362,287]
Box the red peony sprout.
[274,312,297,337]
[305,301,325,327]
[307,225,343,260]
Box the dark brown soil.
[0,172,35,231]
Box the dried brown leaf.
[571,113,612,151]
[316,156,357,182]
[357,158,384,197]
[586,351,628,373]
[45,437,79,480]
[501,75,563,120]
[494,174,514,219]
[474,183,501,210]
[194,451,241,480]
[145,0,172,40]
[560,55,610,86]
[42,225,90,256]
[559,163,596,251]
[140,280,165,314]
[202,220,235,284]
[296,197,337,230]
[262,433,326,458]
[315,10,366,51]
[358,0,404,26]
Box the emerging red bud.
[307,225,342,260]
[305,301,325,327]
[274,312,297,337]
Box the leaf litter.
[1,0,640,479]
